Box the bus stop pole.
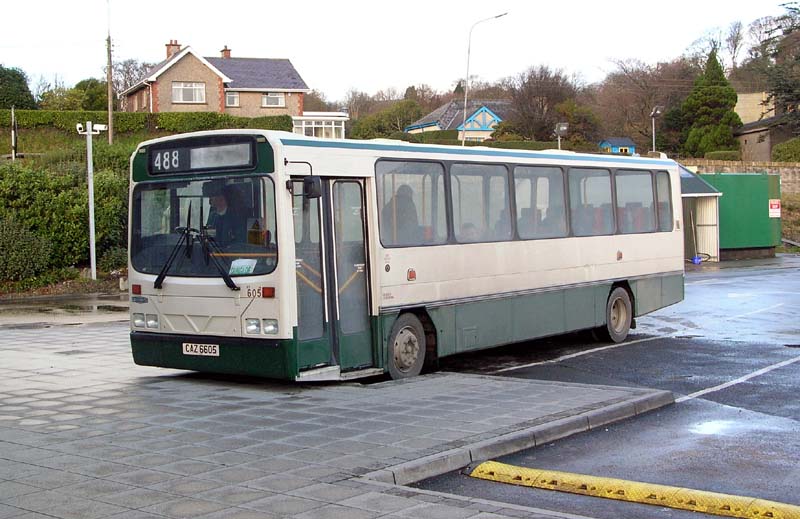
[86,121,97,281]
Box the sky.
[1,0,787,103]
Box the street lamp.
[650,105,663,153]
[554,122,569,150]
[461,11,508,146]
[76,121,107,281]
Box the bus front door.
[293,178,374,375]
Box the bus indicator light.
[262,286,275,298]
[407,269,417,282]
[132,284,142,295]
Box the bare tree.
[109,59,154,97]
[343,89,375,120]
[726,21,745,69]
[505,66,577,140]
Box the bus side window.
[451,163,510,243]
[616,170,655,234]
[655,171,673,232]
[376,161,446,247]
[569,168,613,236]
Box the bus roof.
[133,129,677,168]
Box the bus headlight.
[145,314,159,329]
[133,313,145,328]
[245,318,261,334]
[262,319,278,335]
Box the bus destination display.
[148,141,254,175]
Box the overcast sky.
[1,0,786,102]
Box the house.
[599,137,636,155]
[122,41,309,117]
[734,115,793,162]
[404,99,512,142]
[122,40,348,137]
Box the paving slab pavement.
[0,322,672,519]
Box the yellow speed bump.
[469,461,800,519]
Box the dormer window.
[262,93,285,108]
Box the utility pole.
[106,0,114,144]
[10,106,17,161]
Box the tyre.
[596,287,632,343]
[387,313,426,380]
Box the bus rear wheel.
[596,287,632,343]
[387,314,426,380]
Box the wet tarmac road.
[417,260,800,519]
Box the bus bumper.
[130,331,295,380]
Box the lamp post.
[461,11,507,146]
[554,122,569,150]
[650,105,663,153]
[76,121,107,281]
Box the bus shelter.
[680,166,721,262]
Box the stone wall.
[681,159,800,194]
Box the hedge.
[704,150,742,160]
[0,109,293,134]
[772,137,800,162]
[0,163,128,269]
[0,214,51,281]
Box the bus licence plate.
[182,343,219,357]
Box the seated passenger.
[493,208,512,239]
[381,184,420,245]
[460,222,481,242]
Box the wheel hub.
[393,327,420,372]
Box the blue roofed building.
[405,100,512,142]
[599,137,637,155]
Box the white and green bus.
[128,130,684,381]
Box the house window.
[172,82,205,103]
[618,147,630,154]
[262,93,286,107]
[226,92,239,107]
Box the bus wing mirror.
[303,176,321,199]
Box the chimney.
[220,45,231,59]
[165,39,181,59]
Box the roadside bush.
[99,246,128,272]
[0,163,129,268]
[0,215,51,281]
[704,150,741,160]
[772,137,800,162]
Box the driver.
[204,181,245,245]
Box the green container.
[701,173,782,249]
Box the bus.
[128,130,684,382]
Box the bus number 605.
[246,287,262,298]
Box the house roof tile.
[205,57,309,90]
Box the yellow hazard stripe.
[469,461,800,519]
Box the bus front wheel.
[597,287,632,343]
[387,313,426,380]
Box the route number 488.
[153,150,180,171]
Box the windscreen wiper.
[154,202,196,289]
[199,203,240,291]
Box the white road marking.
[676,354,800,403]
[490,335,664,373]
[721,303,784,321]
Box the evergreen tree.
[681,49,742,157]
[0,65,36,109]
[766,3,800,133]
